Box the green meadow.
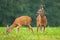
[0,27,60,40]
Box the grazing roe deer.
[36,5,47,32]
[6,16,33,34]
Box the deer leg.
[40,25,43,32]
[43,26,45,32]
[37,23,39,32]
[16,26,19,33]
[28,25,33,33]
[39,23,42,32]
[16,25,21,33]
[28,26,30,32]
[43,25,46,32]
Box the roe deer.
[6,16,33,34]
[36,4,47,32]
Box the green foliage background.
[0,0,60,26]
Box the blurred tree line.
[0,0,60,27]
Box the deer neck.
[38,14,45,18]
[9,24,15,30]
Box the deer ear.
[7,25,9,29]
[6,25,9,34]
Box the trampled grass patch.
[0,27,60,40]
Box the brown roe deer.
[6,16,33,34]
[36,5,47,32]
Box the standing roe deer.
[36,4,47,32]
[6,16,33,34]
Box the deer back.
[12,16,32,26]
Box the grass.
[0,26,60,40]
